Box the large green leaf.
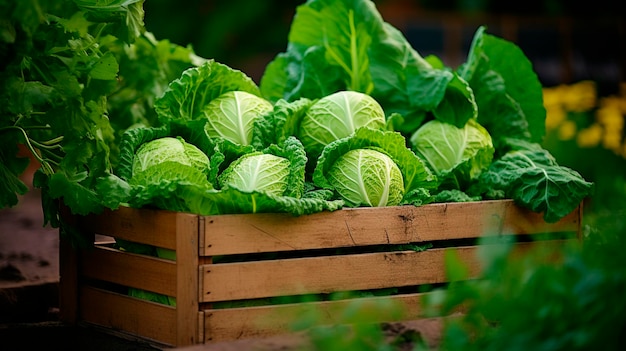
[459,26,545,148]
[260,0,477,131]
[478,147,593,223]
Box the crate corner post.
[175,212,202,346]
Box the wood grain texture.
[80,245,177,296]
[201,200,581,256]
[79,206,191,250]
[200,247,478,302]
[202,292,426,342]
[174,212,201,346]
[79,286,177,346]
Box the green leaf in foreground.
[478,147,593,223]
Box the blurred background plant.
[542,81,626,221]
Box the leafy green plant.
[0,0,202,225]
[423,213,626,351]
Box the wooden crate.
[59,199,582,347]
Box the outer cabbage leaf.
[410,119,494,190]
[128,162,213,212]
[203,91,273,146]
[154,60,261,124]
[314,127,436,204]
[252,97,316,149]
[458,26,545,149]
[261,44,344,103]
[368,22,476,130]
[478,147,593,223]
[260,0,477,130]
[130,180,343,216]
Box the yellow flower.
[596,105,624,130]
[562,81,596,112]
[542,86,563,108]
[576,124,603,148]
[545,105,567,130]
[558,120,577,141]
[602,131,622,152]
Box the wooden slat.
[200,246,482,303]
[80,206,196,250]
[201,200,581,256]
[79,286,178,346]
[201,240,568,303]
[203,292,426,342]
[79,245,177,296]
[174,212,201,346]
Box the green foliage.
[425,215,626,351]
[0,0,202,225]
[477,146,593,223]
[259,0,477,132]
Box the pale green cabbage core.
[218,153,290,196]
[132,137,210,177]
[328,148,404,207]
[203,91,273,146]
[298,91,386,158]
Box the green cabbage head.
[410,119,494,189]
[218,153,290,196]
[203,90,273,146]
[131,136,210,179]
[298,90,386,158]
[328,148,405,207]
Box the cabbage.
[218,153,290,196]
[410,119,494,189]
[328,148,404,207]
[131,136,210,179]
[298,90,386,158]
[203,90,273,146]
[314,127,437,207]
